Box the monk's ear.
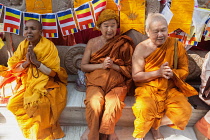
[39,30,42,35]
[146,30,150,37]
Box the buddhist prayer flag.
[169,29,186,40]
[204,18,210,41]
[91,0,107,21]
[57,9,78,36]
[41,13,58,38]
[75,2,95,30]
[169,29,198,46]
[113,0,119,5]
[23,12,40,24]
[0,3,3,17]
[168,0,194,34]
[183,33,198,46]
[106,0,118,11]
[74,0,89,8]
[120,0,145,34]
[113,0,120,10]
[3,7,22,35]
[26,0,52,14]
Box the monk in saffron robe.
[80,9,134,140]
[132,13,198,140]
[0,19,68,140]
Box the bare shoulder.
[134,39,149,58]
[87,36,100,48]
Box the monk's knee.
[132,101,154,118]
[85,97,104,111]
[7,102,13,111]
[179,101,192,116]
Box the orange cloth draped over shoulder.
[86,35,134,94]
[1,36,68,140]
[85,35,134,140]
[132,37,198,138]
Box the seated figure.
[0,19,68,140]
[131,13,198,140]
[80,9,134,140]
[194,51,210,140]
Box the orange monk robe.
[0,65,8,74]
[1,36,68,140]
[195,115,210,139]
[85,35,134,140]
[132,37,198,138]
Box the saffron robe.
[1,37,68,140]
[84,35,134,140]
[194,51,210,139]
[195,111,210,139]
[132,37,198,138]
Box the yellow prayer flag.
[120,0,145,34]
[168,0,194,34]
[0,38,4,49]
[26,0,52,14]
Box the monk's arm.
[111,64,121,72]
[38,63,56,77]
[132,45,161,83]
[81,40,103,73]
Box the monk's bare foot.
[108,132,119,140]
[151,128,164,140]
[99,133,108,140]
[80,128,89,140]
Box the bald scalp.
[145,13,167,31]
[26,19,42,30]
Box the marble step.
[0,82,209,127]
[59,83,208,127]
[0,124,198,140]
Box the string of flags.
[169,29,198,46]
[0,0,109,38]
[0,0,207,48]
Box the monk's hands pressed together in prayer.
[102,57,121,72]
[159,62,173,79]
[27,45,41,68]
[22,46,32,68]
[102,57,113,69]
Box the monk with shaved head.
[1,19,68,139]
[132,13,197,140]
[80,9,134,140]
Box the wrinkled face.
[99,19,118,40]
[23,20,42,45]
[146,20,168,46]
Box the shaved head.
[26,19,42,30]
[145,13,167,31]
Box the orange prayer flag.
[168,0,194,34]
[120,0,145,34]
[26,0,52,14]
[74,0,89,8]
[106,0,118,11]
